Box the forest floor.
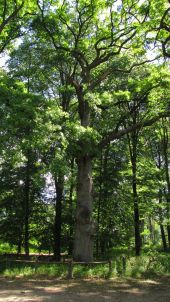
[0,276,170,302]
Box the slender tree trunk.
[164,143,170,247]
[100,235,106,255]
[24,156,31,257]
[126,102,141,256]
[100,147,109,255]
[160,225,167,251]
[132,152,141,256]
[17,222,24,255]
[159,189,168,251]
[127,129,141,256]
[157,147,168,251]
[162,124,170,247]
[53,174,64,261]
[141,219,145,245]
[23,61,32,257]
[68,158,75,255]
[73,155,94,261]
[17,235,22,255]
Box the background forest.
[0,0,170,271]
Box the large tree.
[32,0,170,261]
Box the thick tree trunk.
[53,174,64,261]
[72,87,96,261]
[73,155,95,262]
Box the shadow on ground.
[0,276,170,302]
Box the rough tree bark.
[73,155,95,261]
[73,86,96,261]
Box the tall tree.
[33,0,169,261]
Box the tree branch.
[162,36,170,58]
[99,112,170,148]
[90,29,136,70]
[0,1,24,34]
[90,57,160,90]
[36,0,70,53]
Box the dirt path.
[0,276,170,302]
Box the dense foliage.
[0,0,169,262]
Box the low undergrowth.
[0,252,170,279]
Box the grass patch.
[73,264,109,278]
[123,253,170,278]
[0,253,170,279]
[0,260,67,278]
